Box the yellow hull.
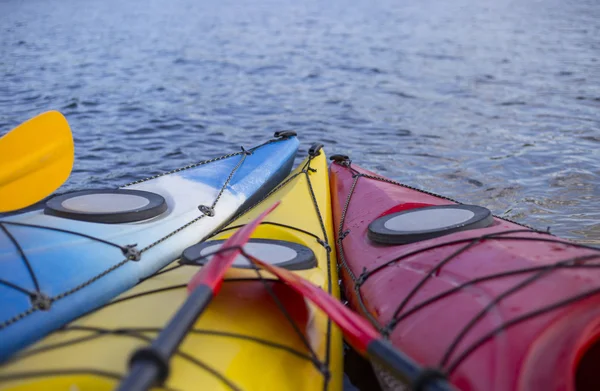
[0,151,343,391]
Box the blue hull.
[0,135,298,361]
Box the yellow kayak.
[0,147,343,391]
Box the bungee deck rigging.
[330,155,600,391]
[0,147,343,391]
[3,134,600,391]
[0,134,299,361]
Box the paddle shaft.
[117,202,280,391]
[367,339,455,391]
[116,285,213,391]
[244,253,456,391]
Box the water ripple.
[0,0,598,254]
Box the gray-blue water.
[2,0,600,243]
[1,0,599,386]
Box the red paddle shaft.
[117,202,280,391]
[244,253,456,391]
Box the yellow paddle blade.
[0,111,74,212]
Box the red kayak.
[329,155,600,391]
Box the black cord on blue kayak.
[0,135,287,331]
[1,147,337,391]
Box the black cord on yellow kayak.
[1,146,338,391]
[0,277,320,390]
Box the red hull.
[330,160,600,391]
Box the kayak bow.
[0,133,298,361]
[0,146,343,391]
[330,154,600,391]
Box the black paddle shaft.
[116,285,213,391]
[367,339,456,391]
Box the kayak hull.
[0,149,343,391]
[0,136,299,361]
[330,160,600,391]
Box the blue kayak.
[0,133,298,361]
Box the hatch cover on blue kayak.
[368,204,494,245]
[44,189,167,223]
[182,238,317,270]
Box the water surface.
[2,0,599,242]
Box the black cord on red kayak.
[331,154,600,384]
[240,249,456,391]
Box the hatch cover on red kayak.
[368,204,494,245]
[182,238,317,270]
[44,189,167,223]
